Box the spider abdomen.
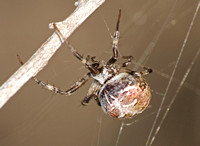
[99,73,151,119]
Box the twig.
[0,0,105,109]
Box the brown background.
[0,0,200,146]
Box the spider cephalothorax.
[18,9,152,119]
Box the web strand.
[136,0,178,68]
[149,48,200,145]
[145,1,200,145]
[115,0,179,145]
[115,121,124,146]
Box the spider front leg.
[107,9,121,65]
[53,24,98,75]
[17,54,89,96]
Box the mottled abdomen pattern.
[99,73,151,119]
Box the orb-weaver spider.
[18,9,152,119]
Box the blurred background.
[0,0,200,145]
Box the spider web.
[95,0,200,146]
[0,0,200,146]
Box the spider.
[17,9,152,119]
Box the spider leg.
[53,24,98,74]
[34,74,89,95]
[120,66,152,76]
[107,9,121,65]
[17,54,89,96]
[82,94,100,106]
[82,81,101,106]
[94,95,101,106]
[120,68,136,75]
[86,55,100,69]
[82,94,93,105]
[53,24,85,63]
[122,55,133,67]
[140,67,153,76]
